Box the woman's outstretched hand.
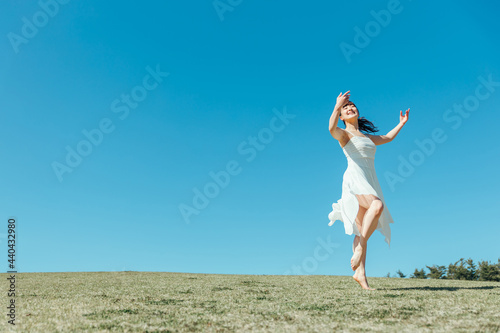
[400,108,410,125]
[335,91,351,110]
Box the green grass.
[2,271,499,332]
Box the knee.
[370,199,384,215]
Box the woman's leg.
[352,205,366,253]
[352,206,375,290]
[351,194,384,271]
[352,237,375,290]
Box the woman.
[328,90,409,290]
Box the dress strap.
[344,128,355,136]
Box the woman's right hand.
[335,90,350,110]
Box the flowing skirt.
[328,161,394,246]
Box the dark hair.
[341,102,379,134]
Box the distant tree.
[410,268,427,279]
[426,265,446,279]
[446,263,455,279]
[406,258,500,282]
[396,270,406,278]
[447,258,477,280]
[447,259,465,280]
[465,258,478,280]
[477,259,500,282]
[385,272,391,278]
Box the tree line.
[386,258,500,281]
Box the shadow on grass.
[382,286,500,291]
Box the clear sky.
[1,0,499,278]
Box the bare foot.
[350,245,363,271]
[353,270,376,290]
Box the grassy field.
[1,271,499,332]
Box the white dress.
[328,129,394,246]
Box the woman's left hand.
[400,108,410,125]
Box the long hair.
[341,102,379,134]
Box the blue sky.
[1,0,499,278]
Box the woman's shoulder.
[337,128,352,149]
[330,126,349,140]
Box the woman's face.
[340,102,358,121]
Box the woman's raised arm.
[367,108,409,145]
[329,90,350,140]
